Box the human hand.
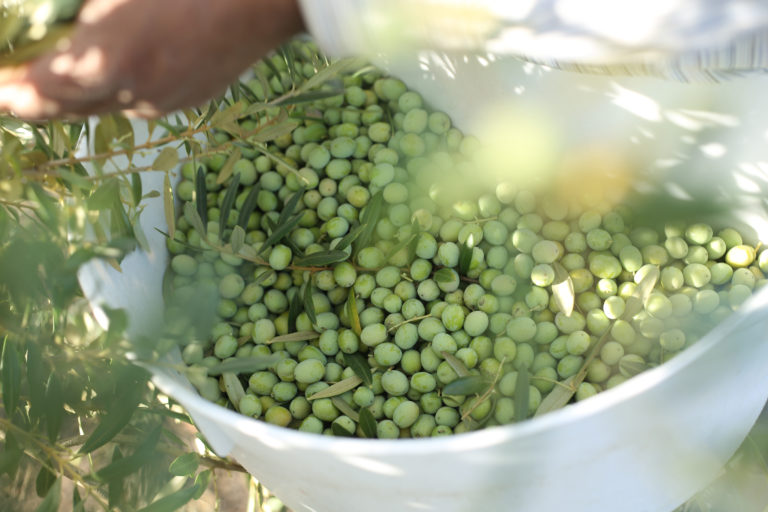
[0,0,304,119]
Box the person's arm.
[0,0,305,119]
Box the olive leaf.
[229,225,246,254]
[301,57,368,92]
[287,290,303,332]
[458,239,474,276]
[218,173,240,236]
[130,173,142,207]
[441,352,470,378]
[258,212,303,254]
[222,372,245,409]
[266,331,320,344]
[346,289,363,336]
[623,265,660,320]
[618,359,648,377]
[162,172,175,240]
[152,147,178,171]
[534,376,578,417]
[277,89,345,106]
[1,337,21,414]
[168,453,199,477]
[343,352,372,386]
[194,166,208,227]
[92,426,161,482]
[334,224,365,252]
[303,282,317,326]
[433,268,456,284]
[551,262,575,317]
[442,375,490,396]
[514,367,530,422]
[308,376,362,400]
[358,408,377,439]
[183,202,206,239]
[237,183,261,230]
[331,422,355,438]
[353,191,384,257]
[293,250,348,267]
[203,355,281,376]
[331,397,360,422]
[215,147,242,185]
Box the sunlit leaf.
[551,262,575,317]
[623,265,660,320]
[152,147,178,171]
[353,191,384,257]
[441,352,470,378]
[534,376,577,417]
[222,372,245,413]
[308,376,362,400]
[331,396,359,422]
[433,268,456,283]
[203,355,281,376]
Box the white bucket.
[79,45,768,512]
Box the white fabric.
[299,0,768,81]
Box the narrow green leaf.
[358,408,377,439]
[79,367,146,454]
[287,290,303,332]
[152,147,179,171]
[136,481,199,512]
[442,351,471,378]
[73,487,85,512]
[277,89,345,106]
[195,165,208,227]
[266,331,320,344]
[331,422,355,437]
[551,262,575,317]
[342,352,372,387]
[251,117,300,143]
[458,240,473,276]
[203,355,281,376]
[303,281,317,325]
[215,147,242,185]
[534,376,578,417]
[353,191,384,257]
[218,173,241,236]
[208,101,244,133]
[222,372,245,409]
[346,288,362,336]
[130,173,142,207]
[87,178,120,211]
[259,211,303,254]
[107,447,125,509]
[1,337,21,414]
[183,202,206,239]
[618,358,648,377]
[266,215,304,257]
[0,433,22,476]
[308,376,362,400]
[301,57,367,91]
[35,466,56,498]
[294,250,348,267]
[237,184,260,229]
[230,225,246,254]
[433,268,456,283]
[163,172,175,241]
[43,372,64,442]
[26,340,46,423]
[623,265,660,320]
[169,453,199,477]
[331,396,359,422]
[334,224,365,252]
[514,367,530,422]
[252,268,275,286]
[93,426,161,482]
[192,470,211,500]
[443,375,490,396]
[278,188,304,226]
[33,478,61,512]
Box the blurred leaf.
[551,262,575,317]
[152,147,178,171]
[195,165,208,226]
[287,289,302,332]
[343,352,372,387]
[169,453,199,477]
[1,337,21,414]
[534,376,577,417]
[331,396,359,422]
[623,265,660,320]
[203,355,281,376]
[230,225,245,254]
[72,487,85,512]
[192,470,211,500]
[79,366,147,454]
[458,240,473,276]
[619,359,648,377]
[35,466,56,498]
[441,352,470,378]
[277,89,345,106]
[222,372,245,409]
[218,173,240,236]
[183,202,206,239]
[215,147,241,185]
[237,184,260,230]
[44,372,64,442]
[353,191,384,257]
[303,281,317,325]
[33,477,61,512]
[358,407,377,439]
[87,178,120,211]
[209,101,244,134]
[514,367,530,422]
[301,57,367,91]
[163,172,175,241]
[266,331,320,344]
[294,250,348,267]
[136,479,200,512]
[278,188,303,226]
[26,340,47,423]
[433,268,455,283]
[0,433,23,476]
[443,375,490,396]
[130,173,142,207]
[93,425,161,482]
[308,376,362,400]
[107,447,125,509]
